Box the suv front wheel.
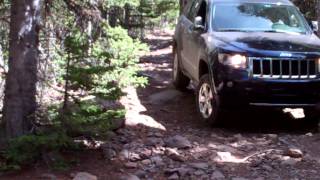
[196,74,221,126]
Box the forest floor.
[3,31,320,180]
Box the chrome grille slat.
[260,59,263,77]
[270,58,273,77]
[298,60,301,78]
[307,60,310,78]
[289,60,292,78]
[250,57,318,79]
[280,59,283,78]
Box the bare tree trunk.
[3,0,41,139]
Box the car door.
[186,0,208,79]
[180,0,201,78]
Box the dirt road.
[114,31,320,180]
[3,31,320,180]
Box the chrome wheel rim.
[173,53,178,81]
[198,83,214,119]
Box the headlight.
[218,53,247,69]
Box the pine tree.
[3,0,41,139]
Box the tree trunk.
[3,0,41,139]
[179,0,184,15]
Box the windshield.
[212,3,311,34]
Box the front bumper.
[218,69,320,108]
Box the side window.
[186,0,200,21]
[195,1,208,26]
[183,0,192,15]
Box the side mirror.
[311,21,319,32]
[194,16,205,31]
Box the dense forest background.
[0,0,319,173]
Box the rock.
[306,133,313,137]
[177,167,190,177]
[150,156,164,166]
[141,159,152,165]
[129,153,141,162]
[146,137,164,147]
[40,173,57,180]
[164,168,178,175]
[165,167,190,177]
[125,162,138,169]
[73,172,97,180]
[118,136,129,144]
[165,135,192,149]
[281,157,300,166]
[234,134,244,141]
[194,170,205,176]
[135,170,147,178]
[147,131,164,138]
[216,152,241,163]
[119,149,130,161]
[253,178,265,180]
[189,162,209,170]
[139,149,152,159]
[168,173,179,180]
[267,134,278,141]
[119,149,140,162]
[285,148,303,158]
[232,178,248,180]
[211,171,225,179]
[165,148,185,162]
[101,144,117,161]
[262,165,273,171]
[120,174,140,180]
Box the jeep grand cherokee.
[173,0,320,125]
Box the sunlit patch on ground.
[120,86,166,131]
[283,108,305,119]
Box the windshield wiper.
[261,30,279,33]
[218,29,252,32]
[261,30,302,34]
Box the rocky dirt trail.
[106,31,320,180]
[3,31,320,180]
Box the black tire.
[196,74,221,126]
[172,48,190,91]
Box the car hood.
[210,32,320,58]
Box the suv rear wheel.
[173,49,190,91]
[196,74,221,126]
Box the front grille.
[249,57,319,79]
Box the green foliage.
[1,133,77,171]
[107,0,140,7]
[138,0,179,27]
[65,25,148,101]
[291,0,317,20]
[62,101,125,136]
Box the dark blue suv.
[173,0,320,125]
